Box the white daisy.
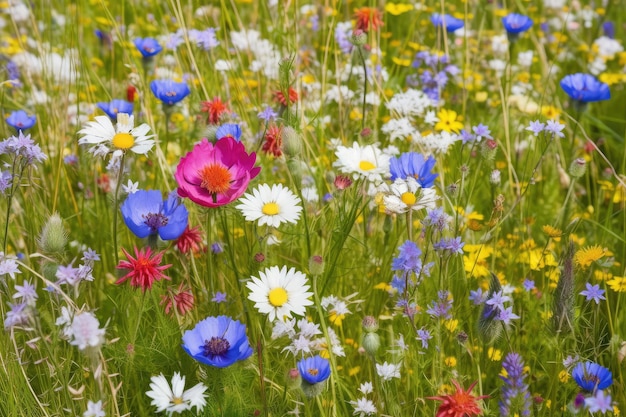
[334,142,390,183]
[78,113,155,159]
[350,397,377,416]
[375,361,401,381]
[247,266,313,322]
[382,177,439,214]
[145,373,208,415]
[236,184,303,228]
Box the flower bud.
[38,212,67,255]
[301,380,326,398]
[362,315,379,333]
[446,183,459,198]
[281,126,302,157]
[361,332,380,356]
[254,253,265,263]
[287,159,302,185]
[351,29,368,46]
[202,125,219,143]
[287,368,301,389]
[490,169,501,185]
[308,255,324,276]
[568,158,586,179]
[334,175,353,190]
[481,139,498,161]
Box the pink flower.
[175,137,260,207]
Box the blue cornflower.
[500,352,532,417]
[391,240,422,272]
[97,99,134,120]
[182,315,253,368]
[389,152,438,187]
[297,355,331,384]
[431,13,464,32]
[212,291,227,303]
[522,279,535,292]
[133,37,163,57]
[215,123,242,141]
[502,13,533,35]
[6,110,36,131]
[525,120,545,136]
[150,79,191,105]
[560,73,610,103]
[580,283,606,304]
[120,190,188,241]
[602,21,615,39]
[572,362,612,392]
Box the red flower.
[160,283,194,315]
[200,97,230,125]
[127,85,137,102]
[354,7,384,32]
[116,247,171,291]
[176,225,204,254]
[262,125,283,157]
[274,88,298,106]
[427,380,487,417]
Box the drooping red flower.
[160,283,195,315]
[200,97,230,125]
[354,7,384,32]
[427,380,488,417]
[116,247,172,291]
[126,85,138,102]
[176,225,204,254]
[262,125,283,157]
[273,88,298,106]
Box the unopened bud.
[203,125,219,143]
[568,158,586,179]
[287,159,302,185]
[618,341,626,364]
[481,139,498,161]
[360,127,372,138]
[287,368,301,388]
[308,255,325,276]
[38,212,67,254]
[361,332,380,356]
[254,253,265,263]
[282,126,302,157]
[334,175,353,190]
[362,315,379,333]
[446,183,459,198]
[351,29,368,46]
[490,169,501,185]
[301,379,326,398]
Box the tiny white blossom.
[375,361,401,381]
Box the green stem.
[112,153,126,265]
[357,46,368,131]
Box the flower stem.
[357,46,368,131]
[112,153,126,265]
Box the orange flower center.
[198,164,232,194]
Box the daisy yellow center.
[359,160,375,171]
[112,132,135,150]
[262,202,280,215]
[172,397,184,405]
[401,192,417,205]
[199,164,232,194]
[268,287,288,307]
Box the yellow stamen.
[262,202,280,215]
[359,160,375,171]
[268,287,288,307]
[112,133,135,150]
[401,192,417,205]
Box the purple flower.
[485,290,511,311]
[389,152,438,187]
[460,129,475,143]
[469,288,486,305]
[212,292,227,303]
[182,315,253,367]
[193,28,219,50]
[431,13,464,32]
[502,13,533,34]
[497,306,519,325]
[580,283,605,304]
[522,279,535,292]
[525,120,545,136]
[544,119,565,138]
[416,327,432,349]
[433,237,464,255]
[215,123,242,142]
[560,73,610,103]
[391,241,422,273]
[6,110,36,131]
[426,290,453,319]
[120,190,189,241]
[584,390,613,413]
[134,37,163,57]
[258,106,278,122]
[472,124,492,141]
[500,352,532,417]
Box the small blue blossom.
[297,355,331,384]
[502,13,533,34]
[150,79,191,105]
[258,106,278,122]
[544,119,565,138]
[580,283,605,304]
[389,152,438,187]
[133,37,163,57]
[522,279,535,292]
[212,292,227,303]
[416,327,432,349]
[560,73,610,103]
[6,110,36,131]
[120,190,188,241]
[472,124,492,141]
[525,120,545,136]
[182,315,253,368]
[431,13,464,32]
[215,123,242,141]
[97,99,134,120]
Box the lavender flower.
[580,283,606,304]
[500,352,532,417]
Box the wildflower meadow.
[2,0,626,416]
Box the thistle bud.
[362,315,379,333]
[334,175,353,190]
[202,125,219,143]
[568,158,586,179]
[301,380,326,398]
[481,139,498,161]
[38,212,67,255]
[281,126,302,157]
[446,183,459,198]
[361,332,380,356]
[308,255,325,276]
[254,253,265,263]
[351,29,368,46]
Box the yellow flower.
[385,2,414,15]
[607,276,626,292]
[435,109,463,133]
[444,357,457,367]
[392,56,412,66]
[374,282,392,291]
[541,105,561,119]
[558,370,570,383]
[594,270,613,281]
[574,245,605,269]
[463,246,493,278]
[542,225,563,241]
[348,366,361,376]
[444,319,458,333]
[329,312,345,326]
[488,347,502,361]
